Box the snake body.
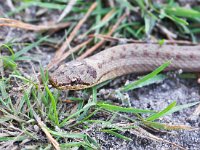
[49,44,200,90]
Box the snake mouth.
[49,74,59,87]
[56,84,94,90]
[49,74,92,90]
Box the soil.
[96,77,200,150]
[0,1,200,150]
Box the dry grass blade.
[33,111,60,150]
[78,13,127,60]
[143,121,198,131]
[156,23,177,40]
[47,39,92,70]
[89,34,141,43]
[90,34,197,45]
[53,2,97,60]
[108,0,115,7]
[191,104,200,118]
[0,18,71,31]
[79,8,116,39]
[4,114,26,123]
[1,1,199,149]
[102,8,116,21]
[57,0,77,23]
[6,0,15,11]
[165,124,198,130]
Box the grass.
[0,0,200,149]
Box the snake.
[49,43,200,90]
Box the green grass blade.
[101,129,132,141]
[167,14,189,25]
[14,36,47,59]
[97,102,155,114]
[165,101,200,116]
[48,129,86,139]
[165,6,200,19]
[45,85,59,126]
[0,80,12,109]
[128,74,167,90]
[6,3,31,16]
[1,56,17,69]
[10,75,37,87]
[59,102,96,127]
[0,135,27,142]
[146,101,177,121]
[23,1,65,10]
[121,61,171,92]
[90,9,117,31]
[92,86,97,103]
[22,87,33,117]
[144,14,156,35]
[60,142,88,149]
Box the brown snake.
[49,43,200,90]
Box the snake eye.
[71,77,77,82]
[70,78,78,85]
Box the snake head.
[49,60,97,90]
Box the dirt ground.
[0,1,200,150]
[96,77,200,149]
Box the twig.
[33,111,60,150]
[77,13,127,60]
[0,18,71,31]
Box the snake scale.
[49,43,200,90]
